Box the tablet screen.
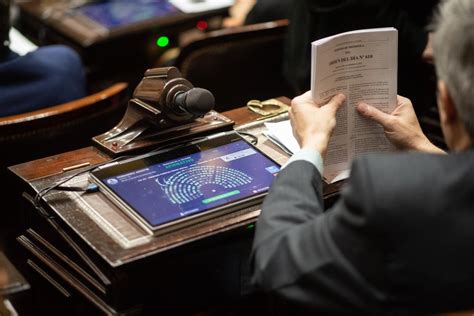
[77,0,180,29]
[93,135,280,229]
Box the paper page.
[169,0,234,13]
[264,121,300,155]
[311,28,398,183]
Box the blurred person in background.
[0,0,86,117]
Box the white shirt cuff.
[283,148,324,175]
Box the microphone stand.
[93,67,234,157]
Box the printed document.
[311,28,398,182]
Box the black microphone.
[173,88,215,117]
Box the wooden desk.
[14,1,229,90]
[7,102,343,315]
[0,252,29,316]
[15,1,228,48]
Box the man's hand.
[357,95,445,153]
[289,92,346,156]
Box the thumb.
[326,94,346,113]
[357,102,392,127]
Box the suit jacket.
[251,151,474,315]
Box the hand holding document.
[311,27,398,182]
[264,28,398,183]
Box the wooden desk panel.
[8,103,294,265]
[9,101,343,267]
[6,101,346,313]
[10,147,110,183]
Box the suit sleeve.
[251,159,388,313]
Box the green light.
[156,36,170,47]
[247,224,255,230]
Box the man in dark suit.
[252,0,474,314]
[0,0,86,117]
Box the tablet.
[76,0,180,29]
[89,132,280,235]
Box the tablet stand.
[93,67,234,156]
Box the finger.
[325,94,346,114]
[357,102,392,127]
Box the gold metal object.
[62,162,91,172]
[247,98,289,117]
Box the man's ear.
[438,81,458,123]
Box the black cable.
[33,154,134,212]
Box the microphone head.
[179,88,215,116]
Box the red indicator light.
[197,20,208,31]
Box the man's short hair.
[433,0,474,139]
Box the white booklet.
[311,27,398,182]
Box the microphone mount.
[93,67,234,156]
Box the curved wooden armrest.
[0,82,129,165]
[0,82,128,126]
